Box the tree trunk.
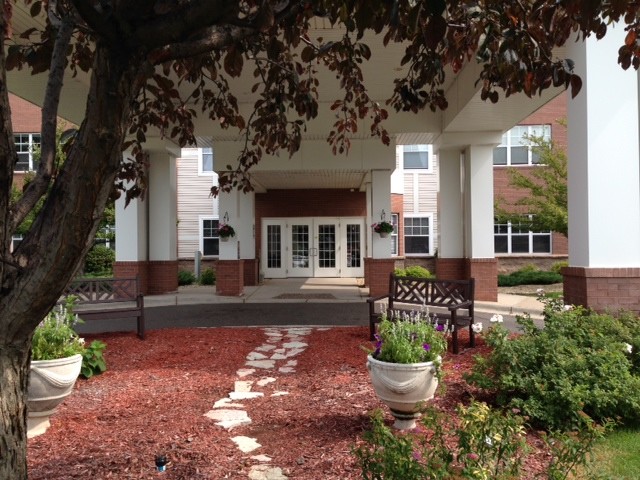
[0,44,144,477]
[0,340,31,479]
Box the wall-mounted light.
[223,211,229,224]
[380,210,386,222]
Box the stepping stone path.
[204,327,329,479]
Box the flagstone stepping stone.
[271,391,289,397]
[246,359,276,369]
[249,465,288,480]
[255,344,277,352]
[270,353,287,360]
[234,380,253,392]
[204,409,251,430]
[213,398,245,409]
[247,351,269,361]
[237,368,256,377]
[284,348,305,358]
[279,367,295,373]
[232,436,261,453]
[256,377,276,387]
[229,391,264,400]
[251,454,272,462]
[282,341,307,349]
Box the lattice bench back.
[388,276,474,310]
[64,277,139,304]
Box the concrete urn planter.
[366,355,440,429]
[27,354,82,438]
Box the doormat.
[273,293,337,300]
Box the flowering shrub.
[32,297,86,361]
[372,221,394,234]
[465,293,640,430]
[217,223,236,238]
[368,309,448,365]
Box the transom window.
[14,133,41,171]
[494,217,551,254]
[493,125,551,166]
[201,218,220,256]
[402,144,430,170]
[404,216,431,255]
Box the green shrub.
[353,401,604,479]
[199,268,216,285]
[178,269,196,286]
[84,245,115,276]
[81,340,107,379]
[498,270,562,286]
[551,260,569,274]
[394,266,432,278]
[465,297,640,430]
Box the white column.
[567,26,640,267]
[217,189,257,261]
[148,151,177,261]
[463,145,495,258]
[370,169,392,258]
[115,194,147,262]
[437,148,464,258]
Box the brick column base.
[148,261,179,294]
[216,260,245,296]
[435,258,466,280]
[114,261,179,295]
[114,261,149,295]
[466,258,498,301]
[243,259,259,286]
[563,267,640,314]
[364,258,396,297]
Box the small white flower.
[490,314,504,323]
[625,343,633,354]
[471,323,483,334]
[485,436,493,446]
[563,305,573,311]
[536,288,545,294]
[79,338,86,345]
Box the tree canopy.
[2,0,640,477]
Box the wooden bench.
[367,274,475,354]
[63,277,145,339]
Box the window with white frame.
[199,147,214,175]
[404,215,431,255]
[391,213,399,255]
[493,125,551,166]
[494,216,552,254]
[402,144,430,170]
[14,133,41,171]
[201,218,220,256]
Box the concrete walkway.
[76,278,547,336]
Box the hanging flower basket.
[372,221,393,237]
[218,223,236,241]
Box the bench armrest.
[447,299,473,311]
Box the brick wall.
[114,261,149,295]
[435,258,466,280]
[216,260,245,296]
[10,94,42,132]
[148,261,178,294]
[364,258,395,296]
[563,267,640,314]
[466,258,498,301]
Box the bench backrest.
[388,275,474,308]
[64,277,140,304]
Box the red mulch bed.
[27,327,549,479]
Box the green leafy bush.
[81,340,107,379]
[394,266,432,278]
[199,268,216,285]
[551,260,568,274]
[178,269,196,286]
[83,245,115,276]
[465,297,640,430]
[497,269,562,286]
[32,297,86,360]
[353,401,604,479]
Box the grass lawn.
[590,428,640,479]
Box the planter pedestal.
[366,355,439,429]
[28,354,82,438]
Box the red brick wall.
[10,94,41,132]
[435,258,466,280]
[563,267,640,314]
[148,261,178,294]
[243,259,259,286]
[466,258,498,301]
[114,261,149,295]
[364,258,396,296]
[216,260,245,296]
[255,189,366,261]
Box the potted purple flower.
[366,309,448,429]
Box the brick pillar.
[563,267,640,314]
[114,261,149,295]
[435,258,466,280]
[216,260,245,296]
[466,258,498,301]
[243,259,259,286]
[364,258,396,297]
[148,261,179,294]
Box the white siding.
[177,152,218,259]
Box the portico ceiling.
[248,169,368,192]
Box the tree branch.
[10,13,74,232]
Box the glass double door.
[262,217,364,278]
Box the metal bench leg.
[452,328,459,354]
